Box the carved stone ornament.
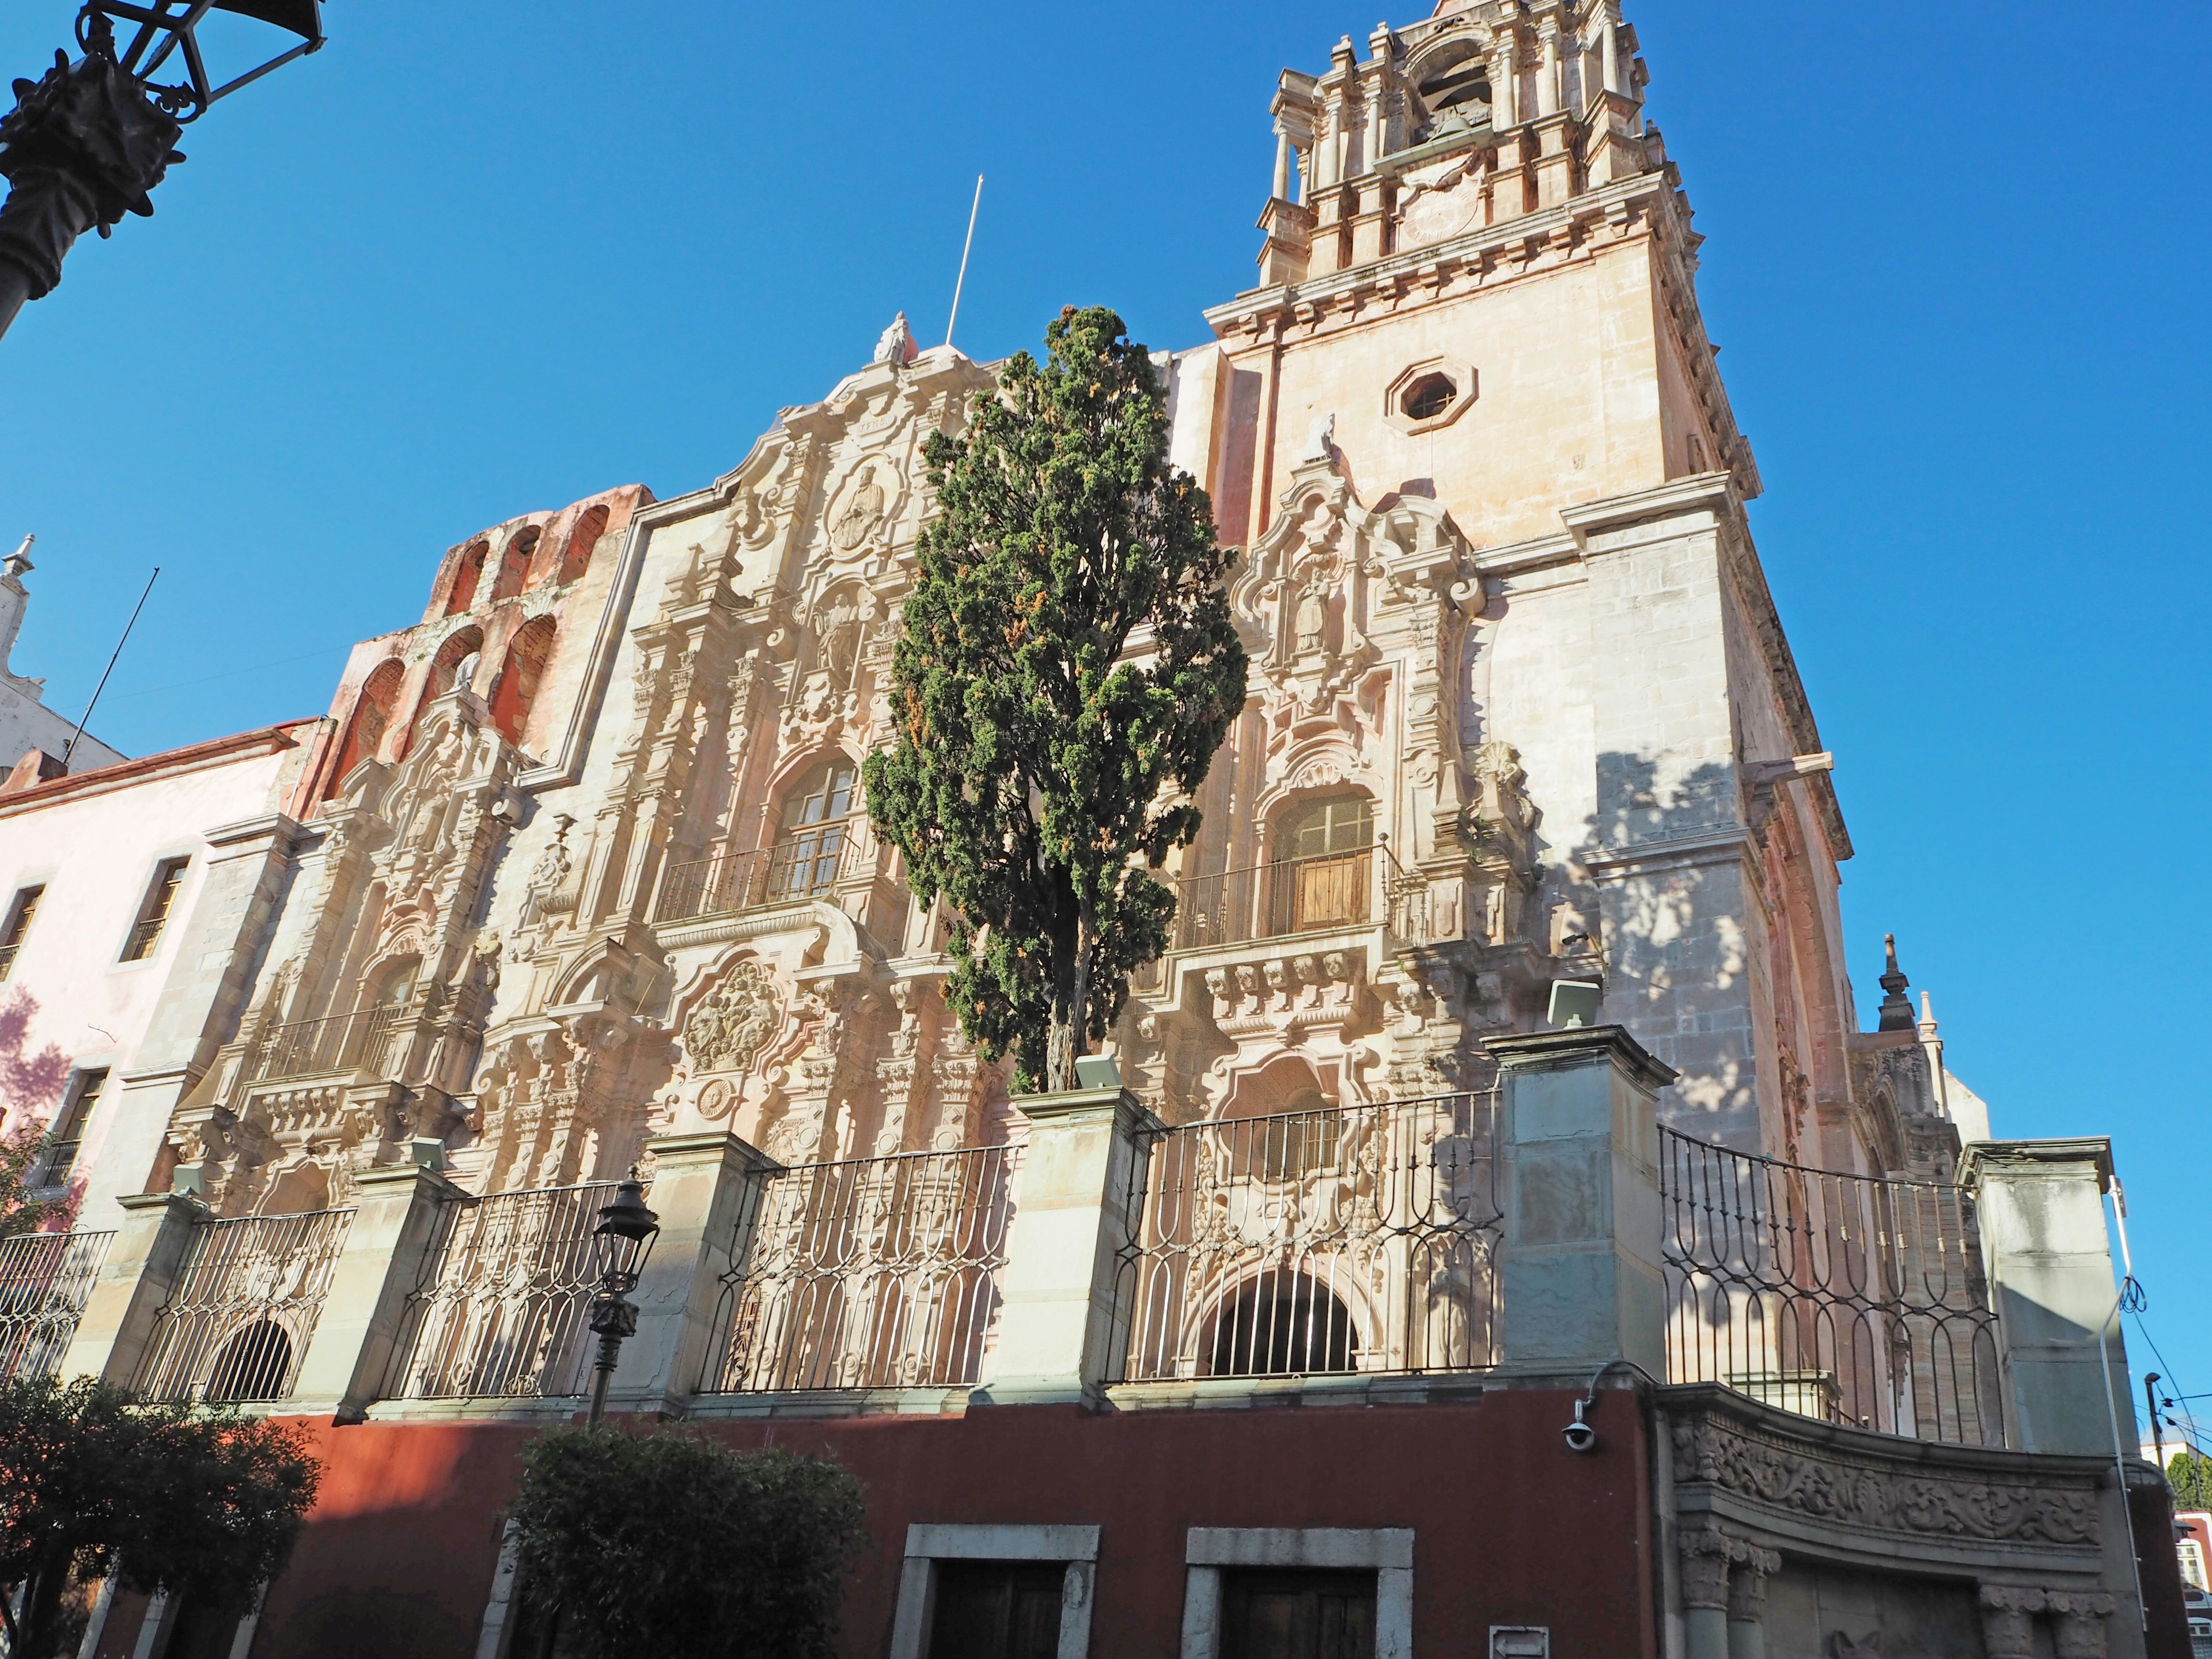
[1671,1415,2099,1548]
[830,463,888,552]
[684,960,782,1075]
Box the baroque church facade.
[71,0,1961,1223]
[0,4,2177,1658]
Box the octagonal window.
[1400,372,1457,423]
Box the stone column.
[1491,1026,1674,1378]
[59,1191,202,1385]
[1726,1545,1779,1659]
[286,1164,460,1421]
[972,1071,1161,1408]
[1677,1527,1735,1659]
[605,1131,779,1414]
[1958,1139,2136,1456]
[2049,1590,2114,1659]
[1978,1586,2044,1659]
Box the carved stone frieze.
[1670,1412,2100,1549]
[683,959,782,1075]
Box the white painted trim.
[474,1520,522,1659]
[889,1523,1102,1659]
[1180,1528,1415,1659]
[128,1590,171,1659]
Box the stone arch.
[488,615,556,748]
[445,540,490,615]
[325,658,403,800]
[557,503,609,586]
[204,1317,294,1402]
[489,525,540,603]
[1200,1270,1359,1378]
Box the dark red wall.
[204,1389,1657,1659]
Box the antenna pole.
[64,567,158,768]
[946,174,983,349]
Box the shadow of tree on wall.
[260,1585,474,1659]
[0,987,79,1232]
[1575,755,1755,1139]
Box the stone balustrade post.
[287,1165,461,1421]
[1958,1139,2136,1457]
[604,1131,779,1415]
[972,1064,1161,1408]
[1490,1025,1674,1379]
[59,1191,203,1385]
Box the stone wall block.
[287,1165,461,1421]
[605,1131,779,1414]
[59,1191,203,1385]
[974,1084,1161,1407]
[1494,1025,1674,1379]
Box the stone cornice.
[0,720,313,819]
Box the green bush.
[509,1426,865,1659]
[0,1374,321,1658]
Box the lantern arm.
[77,1,323,121]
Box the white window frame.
[1180,1528,1414,1659]
[888,1523,1101,1659]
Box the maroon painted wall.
[199,1389,1657,1659]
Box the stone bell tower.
[1142,0,1873,1165]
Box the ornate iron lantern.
[584,1172,660,1425]
[0,1,325,340]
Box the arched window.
[557,503,609,587]
[766,760,859,901]
[1270,794,1374,935]
[488,616,556,748]
[445,540,490,615]
[324,658,403,799]
[1205,1274,1357,1377]
[490,526,540,603]
[431,626,483,699]
[204,1319,294,1402]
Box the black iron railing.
[656,834,867,925]
[247,1005,407,1084]
[1111,1092,1501,1382]
[134,1209,353,1403]
[702,1143,1021,1394]
[0,1229,112,1382]
[1171,846,1429,952]
[1660,1127,2006,1446]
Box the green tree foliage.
[510,1426,865,1659]
[2169,1449,2212,1512]
[864,305,1249,1092]
[0,1374,321,1658]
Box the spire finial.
[1877,933,1914,1031]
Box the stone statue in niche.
[1295,575,1331,654]
[831,464,887,552]
[684,960,782,1075]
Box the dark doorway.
[1221,1569,1378,1659]
[928,1560,1064,1659]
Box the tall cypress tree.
[864,306,1248,1093]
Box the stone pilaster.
[59,1191,202,1385]
[286,1164,461,1421]
[971,1077,1160,1407]
[605,1131,778,1412]
[1491,1025,1673,1377]
[1958,1139,2136,1457]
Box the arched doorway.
[1204,1272,1358,1377]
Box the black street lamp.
[585,1171,659,1427]
[0,1,324,341]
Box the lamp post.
[585,1171,659,1427]
[0,1,324,342]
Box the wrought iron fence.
[0,1229,112,1382]
[1660,1127,2006,1446]
[247,1005,407,1084]
[134,1209,354,1403]
[656,833,867,925]
[1171,846,1428,952]
[384,1182,619,1400]
[703,1143,1021,1394]
[1111,1092,1502,1382]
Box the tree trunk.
[1046,880,1081,1094]
[1069,901,1096,1087]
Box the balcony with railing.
[0,1229,112,1383]
[1169,844,1429,955]
[700,1142,1021,1399]
[1111,1092,1499,1386]
[655,833,869,926]
[245,1005,410,1086]
[134,1209,353,1404]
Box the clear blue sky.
[2,2,2206,1437]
